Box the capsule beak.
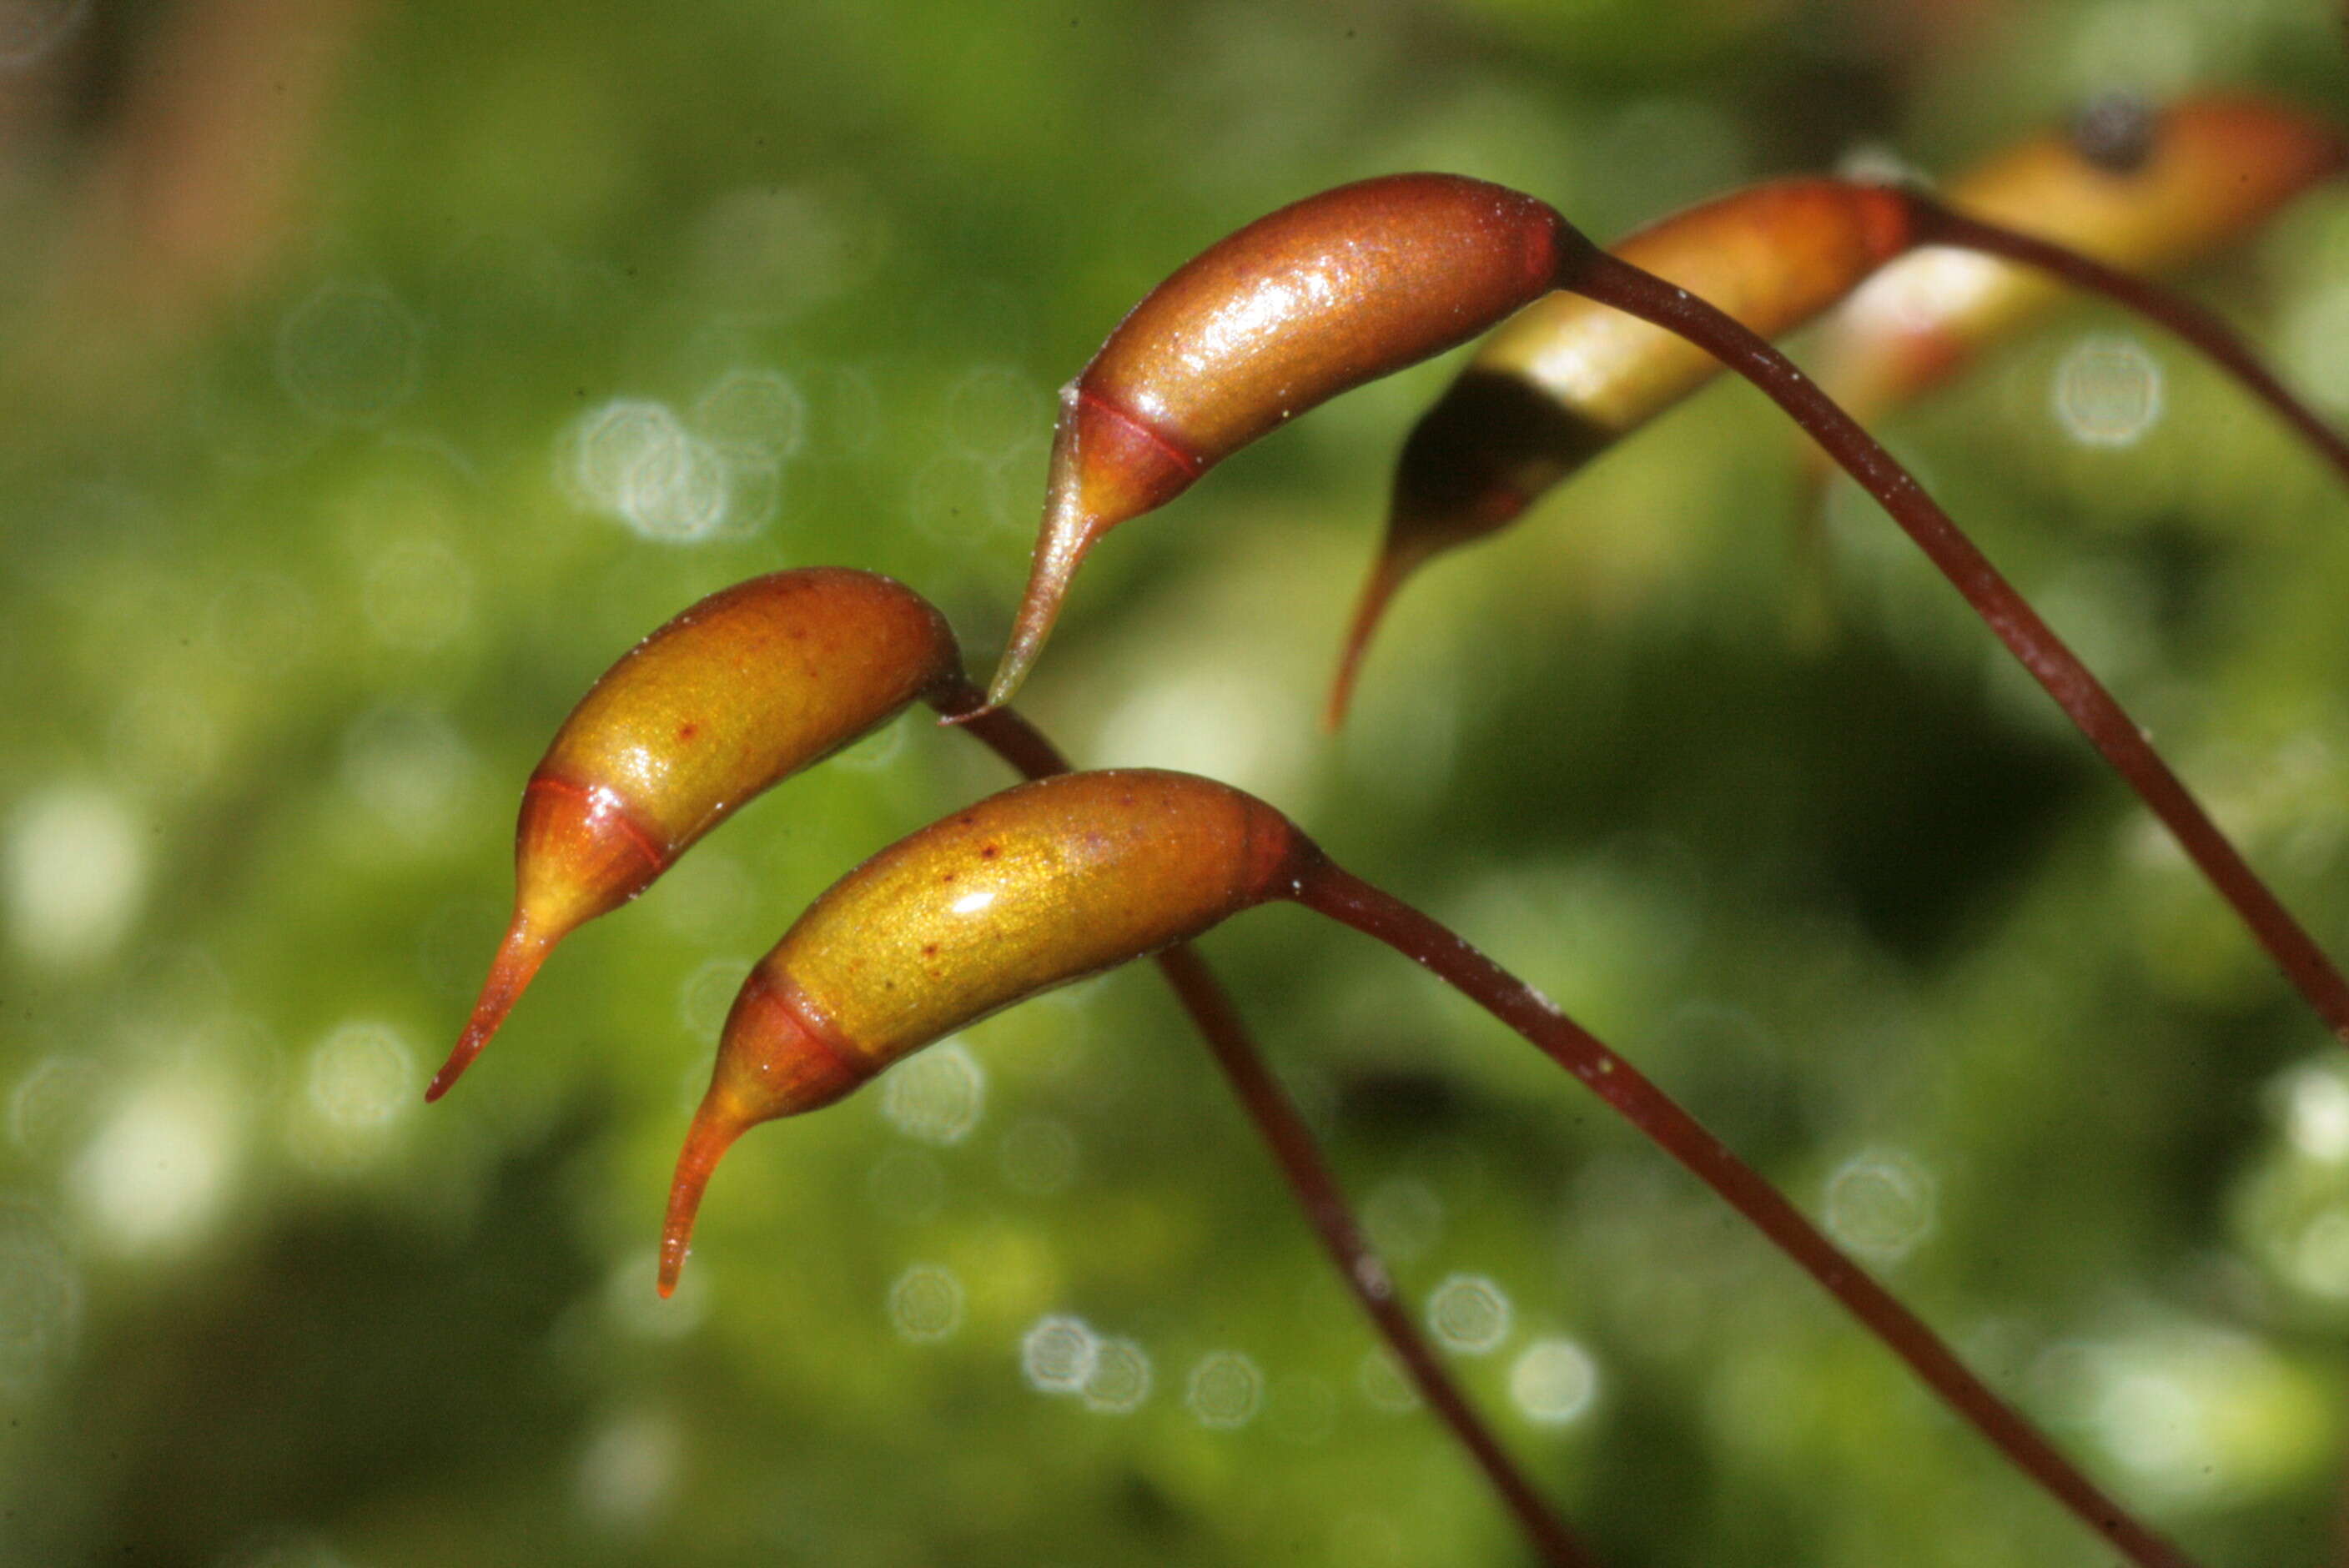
[656,968,873,1295]
[979,501,1101,717]
[976,381,1204,715]
[659,1078,756,1298]
[426,912,553,1102]
[1323,549,1421,733]
[977,388,1108,716]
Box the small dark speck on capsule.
[677,722,699,741]
[922,943,939,957]
[981,844,1000,859]
[942,872,958,883]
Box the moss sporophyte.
[439,95,2349,1568]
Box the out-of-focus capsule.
[1327,178,1916,724]
[1817,94,2345,426]
[1328,95,2346,726]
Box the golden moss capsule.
[1817,94,2346,422]
[660,769,1312,1292]
[1325,178,1917,724]
[983,173,1590,711]
[429,569,961,1101]
[1326,96,2346,726]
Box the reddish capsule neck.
[658,969,872,1295]
[981,383,1206,714]
[425,911,553,1101]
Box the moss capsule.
[983,173,1588,711]
[1330,95,2347,726]
[430,569,960,1101]
[1817,94,2345,422]
[660,769,1311,1292]
[1328,178,1915,723]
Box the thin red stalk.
[937,685,1595,1568]
[1569,248,2349,1047]
[1149,941,1597,1568]
[1904,193,2349,485]
[1295,857,2196,1568]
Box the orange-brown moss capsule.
[1817,94,2346,423]
[647,761,2197,1565]
[660,769,1312,1293]
[1327,178,1917,724]
[981,173,1589,711]
[429,569,960,1101]
[1329,96,2348,727]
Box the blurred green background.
[6,0,2349,1562]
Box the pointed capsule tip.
[923,672,990,730]
[1323,552,1418,734]
[988,450,1114,711]
[1320,654,1363,736]
[988,540,1081,711]
[1325,537,1442,735]
[658,1083,754,1299]
[981,650,1034,715]
[425,914,554,1104]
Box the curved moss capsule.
[1329,96,2347,726]
[982,173,1591,711]
[1816,93,2346,423]
[429,568,960,1101]
[1327,178,1918,726]
[660,769,1313,1293]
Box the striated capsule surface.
[986,174,1587,709]
[430,568,960,1100]
[661,769,1312,1291]
[1328,179,1915,725]
[1818,94,2346,419]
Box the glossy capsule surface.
[1325,179,1915,724]
[1398,179,1913,555]
[1330,96,2347,726]
[661,769,1311,1290]
[987,173,1587,709]
[430,568,961,1100]
[1818,94,2345,419]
